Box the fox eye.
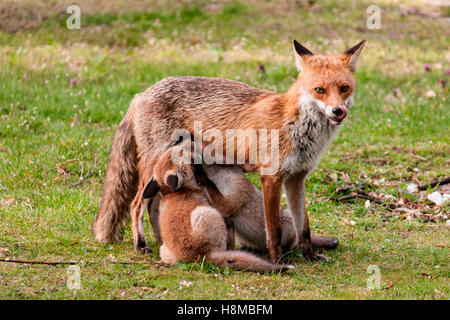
[340,85,349,93]
[315,87,326,94]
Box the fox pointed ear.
[143,176,160,199]
[343,40,366,72]
[292,39,313,72]
[166,174,179,192]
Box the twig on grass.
[320,167,351,184]
[0,258,166,267]
[333,192,383,204]
[412,154,428,161]
[417,176,450,191]
[69,154,97,188]
[328,192,398,210]
[55,158,80,168]
[0,259,78,265]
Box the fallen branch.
[0,259,78,265]
[334,192,383,204]
[69,154,97,188]
[55,158,80,168]
[335,185,354,193]
[329,192,398,210]
[0,258,166,267]
[418,176,450,191]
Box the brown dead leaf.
[412,154,428,161]
[384,280,395,290]
[1,198,15,207]
[341,172,351,184]
[336,185,354,193]
[342,217,356,226]
[71,113,79,127]
[57,166,69,176]
[368,191,381,199]
[316,188,327,197]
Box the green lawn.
[0,0,449,299]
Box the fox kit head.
[142,143,202,199]
[292,39,365,125]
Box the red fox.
[92,39,365,262]
[141,146,293,272]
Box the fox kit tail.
[92,115,138,243]
[209,251,294,273]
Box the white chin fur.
[298,89,337,124]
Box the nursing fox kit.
[141,146,293,272]
[92,39,366,262]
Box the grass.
[0,0,449,299]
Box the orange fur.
[144,147,294,272]
[93,39,365,262]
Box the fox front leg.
[260,174,283,262]
[283,172,332,262]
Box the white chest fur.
[281,96,341,175]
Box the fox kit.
[142,147,293,272]
[92,39,365,262]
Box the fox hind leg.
[160,244,177,265]
[131,194,151,254]
[224,218,235,250]
[190,206,227,250]
[148,193,162,245]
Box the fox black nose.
[332,107,343,117]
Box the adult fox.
[92,39,365,262]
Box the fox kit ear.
[143,176,160,199]
[343,40,366,72]
[292,39,313,72]
[166,174,179,192]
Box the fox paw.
[136,246,152,255]
[306,253,331,262]
[135,237,152,255]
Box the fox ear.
[292,39,313,72]
[143,176,160,199]
[342,40,366,72]
[166,174,179,192]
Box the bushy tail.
[209,251,294,273]
[92,115,138,243]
